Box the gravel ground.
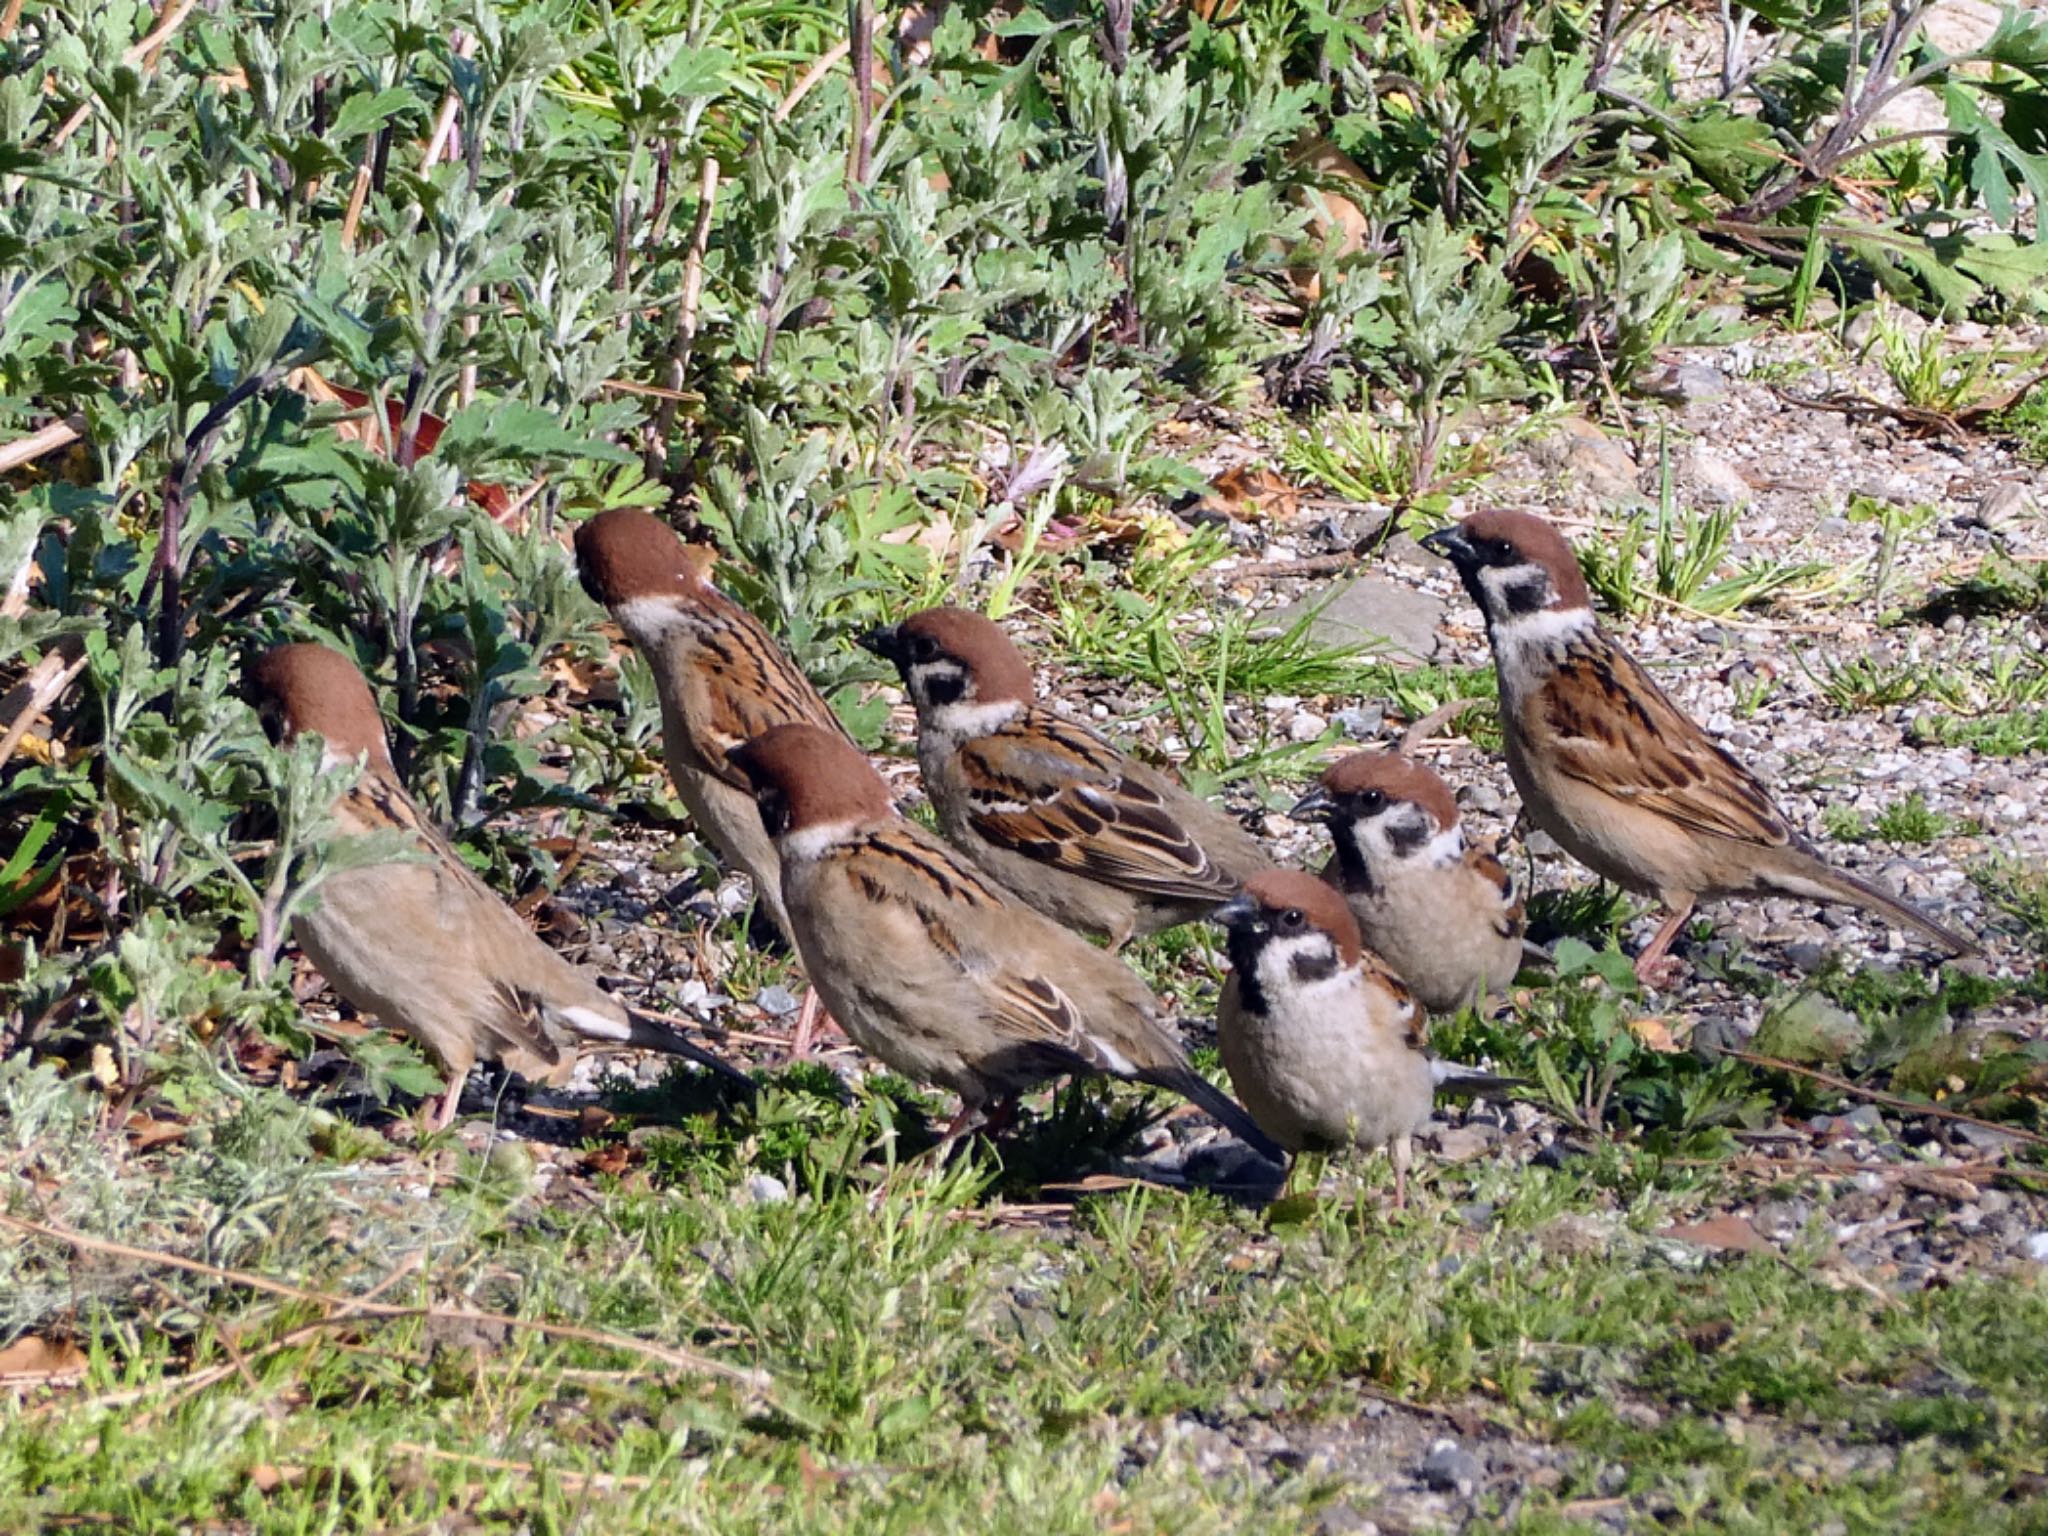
[365,324,2048,1533]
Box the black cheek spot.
[1289,947,1339,986]
[922,669,965,707]
[1502,572,1551,616]
[1383,815,1431,859]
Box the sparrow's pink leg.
[1633,897,1696,989]
[788,990,844,1059]
[430,1075,465,1132]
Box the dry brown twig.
[1729,1052,2048,1147]
[0,634,88,774]
[0,416,86,478]
[1398,695,1484,755]
[388,1440,654,1494]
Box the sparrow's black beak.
[1288,786,1336,822]
[1419,525,1473,565]
[1211,892,1258,929]
[858,623,905,665]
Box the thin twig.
[339,156,374,250]
[0,1214,769,1387]
[387,1441,654,1493]
[125,0,196,68]
[0,635,88,774]
[1398,695,1483,755]
[0,416,85,477]
[421,33,475,169]
[1728,1053,2048,1147]
[774,41,851,124]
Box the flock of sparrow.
[248,506,1979,1203]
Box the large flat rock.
[1279,573,1447,667]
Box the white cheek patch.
[780,818,865,863]
[927,698,1025,741]
[1257,932,1351,1001]
[1489,602,1594,650]
[1419,824,1465,868]
[614,596,685,643]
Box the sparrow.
[859,606,1271,948]
[725,722,1280,1160]
[1290,751,1526,1014]
[249,643,751,1130]
[1421,508,1980,984]
[1211,870,1440,1206]
[573,507,853,946]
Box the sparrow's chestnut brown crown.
[1214,868,1363,969]
[859,606,1037,706]
[248,643,395,772]
[573,508,717,609]
[1422,508,1591,612]
[1294,751,1461,833]
[726,723,895,833]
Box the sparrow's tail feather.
[1777,856,1982,959]
[1429,1060,1526,1095]
[623,1008,759,1094]
[1142,1066,1284,1163]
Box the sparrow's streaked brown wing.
[329,772,570,1065]
[831,825,1100,1056]
[958,715,1240,903]
[1532,640,1791,848]
[677,599,851,790]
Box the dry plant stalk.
[0,1213,771,1388]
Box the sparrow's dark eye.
[1277,907,1306,933]
[757,786,791,837]
[910,633,940,663]
[1357,789,1385,814]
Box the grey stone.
[1753,1199,1812,1243]
[1690,444,1754,506]
[1841,1103,1887,1134]
[756,984,801,1017]
[1335,703,1385,739]
[1975,483,2039,531]
[1552,424,1642,504]
[2024,1232,2048,1263]
[1282,576,1447,669]
[1316,1503,1379,1536]
[1427,1122,1500,1163]
[1419,1439,1484,1496]
[744,1172,791,1205]
[1641,360,1729,404]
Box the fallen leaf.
[1659,1214,1772,1254]
[582,1143,637,1178]
[1285,132,1375,300]
[1901,1168,1981,1202]
[1205,463,1303,522]
[288,368,512,521]
[0,1335,87,1383]
[124,1113,188,1152]
[1627,1015,1688,1053]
